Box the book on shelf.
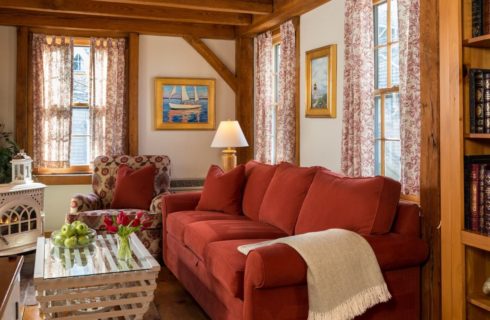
[464,155,490,234]
[473,0,484,37]
[485,0,490,34]
[468,69,490,133]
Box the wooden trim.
[0,9,236,40]
[294,17,300,165]
[0,0,252,26]
[240,0,330,36]
[128,33,139,156]
[35,166,91,174]
[15,27,29,151]
[30,28,128,38]
[183,36,238,93]
[35,174,92,185]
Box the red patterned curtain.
[276,20,297,163]
[32,34,73,168]
[398,0,421,195]
[254,31,274,164]
[341,0,375,177]
[90,38,128,158]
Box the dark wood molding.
[420,0,441,319]
[293,17,300,165]
[128,33,139,156]
[92,0,273,15]
[0,9,236,39]
[183,36,238,93]
[34,174,92,185]
[0,0,251,26]
[240,0,330,36]
[15,26,29,151]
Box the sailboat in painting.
[169,86,201,110]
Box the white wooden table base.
[33,234,160,320]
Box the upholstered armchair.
[66,155,171,258]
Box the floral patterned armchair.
[66,155,171,259]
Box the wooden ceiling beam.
[183,36,237,92]
[0,0,251,26]
[0,9,236,39]
[240,0,331,36]
[92,0,273,15]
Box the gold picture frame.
[305,44,337,118]
[154,77,216,130]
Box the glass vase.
[117,235,132,262]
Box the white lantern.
[10,150,33,184]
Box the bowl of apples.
[51,221,96,249]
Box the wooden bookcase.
[441,0,490,318]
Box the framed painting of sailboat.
[154,77,216,130]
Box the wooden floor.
[22,266,210,320]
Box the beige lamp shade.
[211,121,249,148]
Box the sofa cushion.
[205,239,270,299]
[259,163,318,235]
[295,169,401,235]
[183,219,286,260]
[196,165,246,215]
[111,164,156,210]
[166,211,246,243]
[242,161,277,221]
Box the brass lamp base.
[221,148,237,172]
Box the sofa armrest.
[161,191,202,219]
[150,191,171,216]
[69,193,103,214]
[244,233,429,289]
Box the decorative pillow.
[111,164,156,210]
[242,160,277,221]
[295,169,401,235]
[259,163,318,235]
[196,165,246,215]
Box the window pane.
[70,136,90,165]
[72,46,90,104]
[70,108,90,165]
[374,2,388,46]
[71,108,89,135]
[391,43,399,86]
[375,140,382,176]
[375,47,388,89]
[384,93,400,139]
[385,140,401,180]
[375,96,381,139]
[391,0,399,42]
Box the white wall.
[300,0,345,171]
[0,26,16,133]
[138,36,236,179]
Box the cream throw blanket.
[237,229,391,320]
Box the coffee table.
[33,233,160,319]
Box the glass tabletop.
[41,234,155,280]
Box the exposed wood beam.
[0,0,251,26]
[93,0,273,15]
[0,9,236,39]
[240,0,330,36]
[183,36,237,93]
[15,27,29,151]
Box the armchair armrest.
[161,192,202,219]
[244,233,429,289]
[149,191,171,216]
[69,193,103,214]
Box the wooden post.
[128,32,139,156]
[15,27,29,151]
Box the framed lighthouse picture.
[154,77,216,130]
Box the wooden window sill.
[34,174,91,185]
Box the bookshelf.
[441,0,490,318]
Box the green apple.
[77,235,90,246]
[71,221,82,229]
[53,234,66,247]
[64,236,78,249]
[60,223,75,238]
[75,222,89,236]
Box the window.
[373,0,401,181]
[271,37,281,163]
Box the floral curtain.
[254,31,274,164]
[32,34,73,168]
[341,0,375,177]
[90,38,128,158]
[276,20,297,163]
[398,0,421,195]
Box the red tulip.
[136,211,144,220]
[106,224,118,233]
[104,215,113,226]
[141,218,152,230]
[131,218,141,228]
[116,211,130,226]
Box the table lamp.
[211,120,249,172]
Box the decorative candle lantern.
[10,150,33,184]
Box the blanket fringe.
[307,283,391,320]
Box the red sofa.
[162,161,428,320]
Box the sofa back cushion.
[242,161,277,221]
[196,165,246,215]
[111,164,156,210]
[259,163,318,235]
[295,169,401,235]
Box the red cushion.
[183,219,286,260]
[259,163,318,235]
[295,169,401,235]
[166,211,245,243]
[196,165,246,215]
[205,239,269,299]
[242,161,277,221]
[110,164,155,210]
